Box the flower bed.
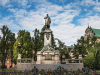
[0,66,100,75]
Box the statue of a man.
[44,14,51,29]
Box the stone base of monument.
[36,51,60,64]
[16,63,84,71]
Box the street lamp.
[17,43,21,54]
[64,51,67,59]
[78,42,82,59]
[79,43,82,54]
[17,43,21,59]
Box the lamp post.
[64,51,67,59]
[17,43,21,59]
[78,43,82,59]
[79,43,82,54]
[26,51,27,58]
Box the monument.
[36,14,60,64]
[16,14,84,71]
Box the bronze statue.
[44,14,51,29]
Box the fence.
[17,58,35,64]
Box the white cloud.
[93,6,100,12]
[27,5,31,8]
[0,0,82,46]
[1,0,100,46]
[81,0,95,6]
[5,4,13,7]
[78,15,100,29]
[17,0,28,7]
[84,9,87,11]
[0,0,29,8]
[64,1,80,10]
[0,0,10,6]
[85,10,93,16]
[8,8,16,12]
[81,0,100,12]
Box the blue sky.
[0,0,100,46]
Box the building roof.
[92,28,100,37]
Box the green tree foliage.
[32,28,41,61]
[55,38,69,63]
[73,44,79,59]
[89,42,100,69]
[74,35,100,69]
[13,40,19,65]
[73,36,93,58]
[37,25,46,51]
[13,30,33,64]
[9,33,16,67]
[83,52,95,69]
[0,25,15,68]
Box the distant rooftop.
[92,28,100,37]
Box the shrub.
[83,52,95,69]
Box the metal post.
[78,43,82,59]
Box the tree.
[9,33,16,67]
[73,36,91,58]
[0,25,14,69]
[21,31,33,58]
[32,28,41,61]
[13,40,19,65]
[54,38,68,63]
[74,35,100,69]
[13,30,33,64]
[38,25,46,51]
[89,42,100,69]
[73,44,79,59]
[83,52,95,69]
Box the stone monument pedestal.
[36,50,60,64]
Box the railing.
[17,58,35,64]
[65,59,83,63]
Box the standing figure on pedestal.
[44,14,51,29]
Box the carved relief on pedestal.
[46,33,50,40]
